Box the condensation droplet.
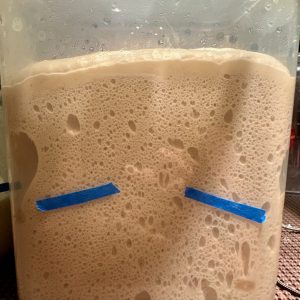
[67,114,80,135]
[168,138,184,149]
[205,215,212,225]
[224,109,233,123]
[46,103,53,112]
[134,290,151,300]
[172,196,183,210]
[199,236,206,247]
[212,227,219,238]
[267,235,276,250]
[267,154,274,163]
[94,121,100,129]
[262,202,271,212]
[241,241,250,275]
[128,120,136,132]
[187,147,200,163]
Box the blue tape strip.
[0,182,9,193]
[36,182,120,212]
[185,187,266,223]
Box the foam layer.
[4,48,295,300]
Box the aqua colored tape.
[185,187,266,223]
[0,182,9,193]
[36,182,120,212]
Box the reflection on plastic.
[36,182,120,212]
[185,187,266,224]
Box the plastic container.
[0,1,299,299]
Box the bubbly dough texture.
[4,48,295,300]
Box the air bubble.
[172,196,183,210]
[46,103,53,112]
[110,110,115,117]
[159,172,170,188]
[198,127,207,135]
[239,156,246,164]
[111,246,117,255]
[234,143,243,153]
[267,154,274,163]
[126,239,132,248]
[187,256,193,265]
[168,138,184,149]
[241,82,248,89]
[235,279,255,291]
[241,241,250,275]
[210,110,215,117]
[128,120,136,132]
[192,108,200,118]
[267,235,276,250]
[134,290,151,300]
[139,217,146,227]
[220,178,228,189]
[33,105,40,112]
[224,74,230,79]
[205,215,212,225]
[201,279,217,300]
[218,272,224,282]
[208,260,215,268]
[262,202,271,212]
[228,224,235,234]
[43,272,50,279]
[224,109,233,123]
[226,272,233,287]
[67,114,80,135]
[187,147,200,163]
[199,236,206,247]
[93,121,100,129]
[212,227,219,239]
[148,216,154,225]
